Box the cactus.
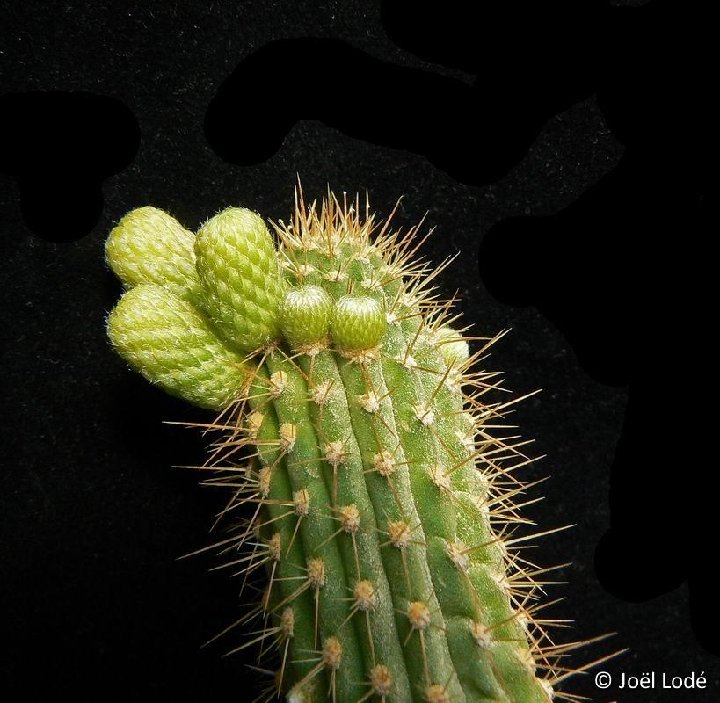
[105,192,594,702]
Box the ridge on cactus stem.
[106,187,620,702]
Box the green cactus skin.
[105,194,582,703]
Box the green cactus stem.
[106,193,592,702]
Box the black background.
[0,1,714,701]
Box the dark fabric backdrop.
[1,1,714,700]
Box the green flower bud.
[107,283,247,410]
[331,295,386,352]
[281,285,332,351]
[105,206,200,300]
[195,208,284,354]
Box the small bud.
[281,285,332,351]
[331,295,386,352]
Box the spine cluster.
[106,191,589,703]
